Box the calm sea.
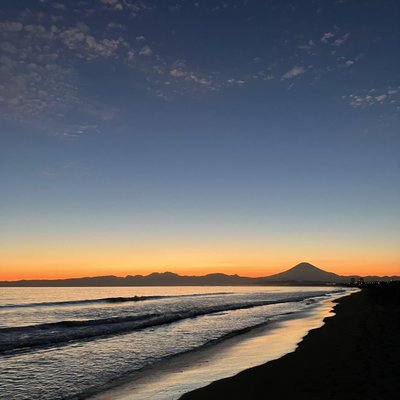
[0,286,353,399]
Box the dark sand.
[181,285,400,400]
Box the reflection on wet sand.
[90,293,347,400]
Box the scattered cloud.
[333,33,349,47]
[375,94,387,102]
[321,32,335,42]
[281,65,306,80]
[59,24,128,60]
[53,123,101,138]
[97,0,152,15]
[170,68,186,77]
[0,14,132,124]
[0,21,77,120]
[168,60,211,86]
[1,1,391,133]
[108,22,125,29]
[52,2,67,11]
[342,87,400,108]
[99,0,124,10]
[127,49,135,60]
[298,40,315,51]
[139,45,153,56]
[0,21,23,32]
[226,78,246,86]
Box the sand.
[180,285,400,400]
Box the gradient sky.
[1,0,399,280]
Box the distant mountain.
[0,262,398,286]
[0,272,257,287]
[264,262,342,283]
[125,272,256,286]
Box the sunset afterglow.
[1,0,399,281]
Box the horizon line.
[1,269,398,283]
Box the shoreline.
[88,289,351,400]
[180,285,400,400]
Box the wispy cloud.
[298,40,315,52]
[321,32,335,43]
[0,21,23,31]
[99,0,124,10]
[108,22,125,30]
[139,45,153,56]
[59,23,129,60]
[168,60,211,86]
[97,0,151,15]
[281,65,306,80]
[342,87,400,108]
[336,54,362,68]
[333,33,349,47]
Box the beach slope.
[181,285,400,400]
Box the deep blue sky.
[1,0,399,278]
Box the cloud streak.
[281,66,306,80]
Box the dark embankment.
[181,284,400,400]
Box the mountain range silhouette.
[0,262,397,286]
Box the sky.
[1,0,399,280]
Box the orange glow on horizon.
[1,258,399,281]
[1,238,399,280]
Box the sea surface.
[0,286,353,399]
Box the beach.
[181,285,400,400]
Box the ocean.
[0,286,354,399]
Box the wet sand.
[181,285,400,400]
[89,291,346,400]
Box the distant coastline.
[1,263,398,287]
